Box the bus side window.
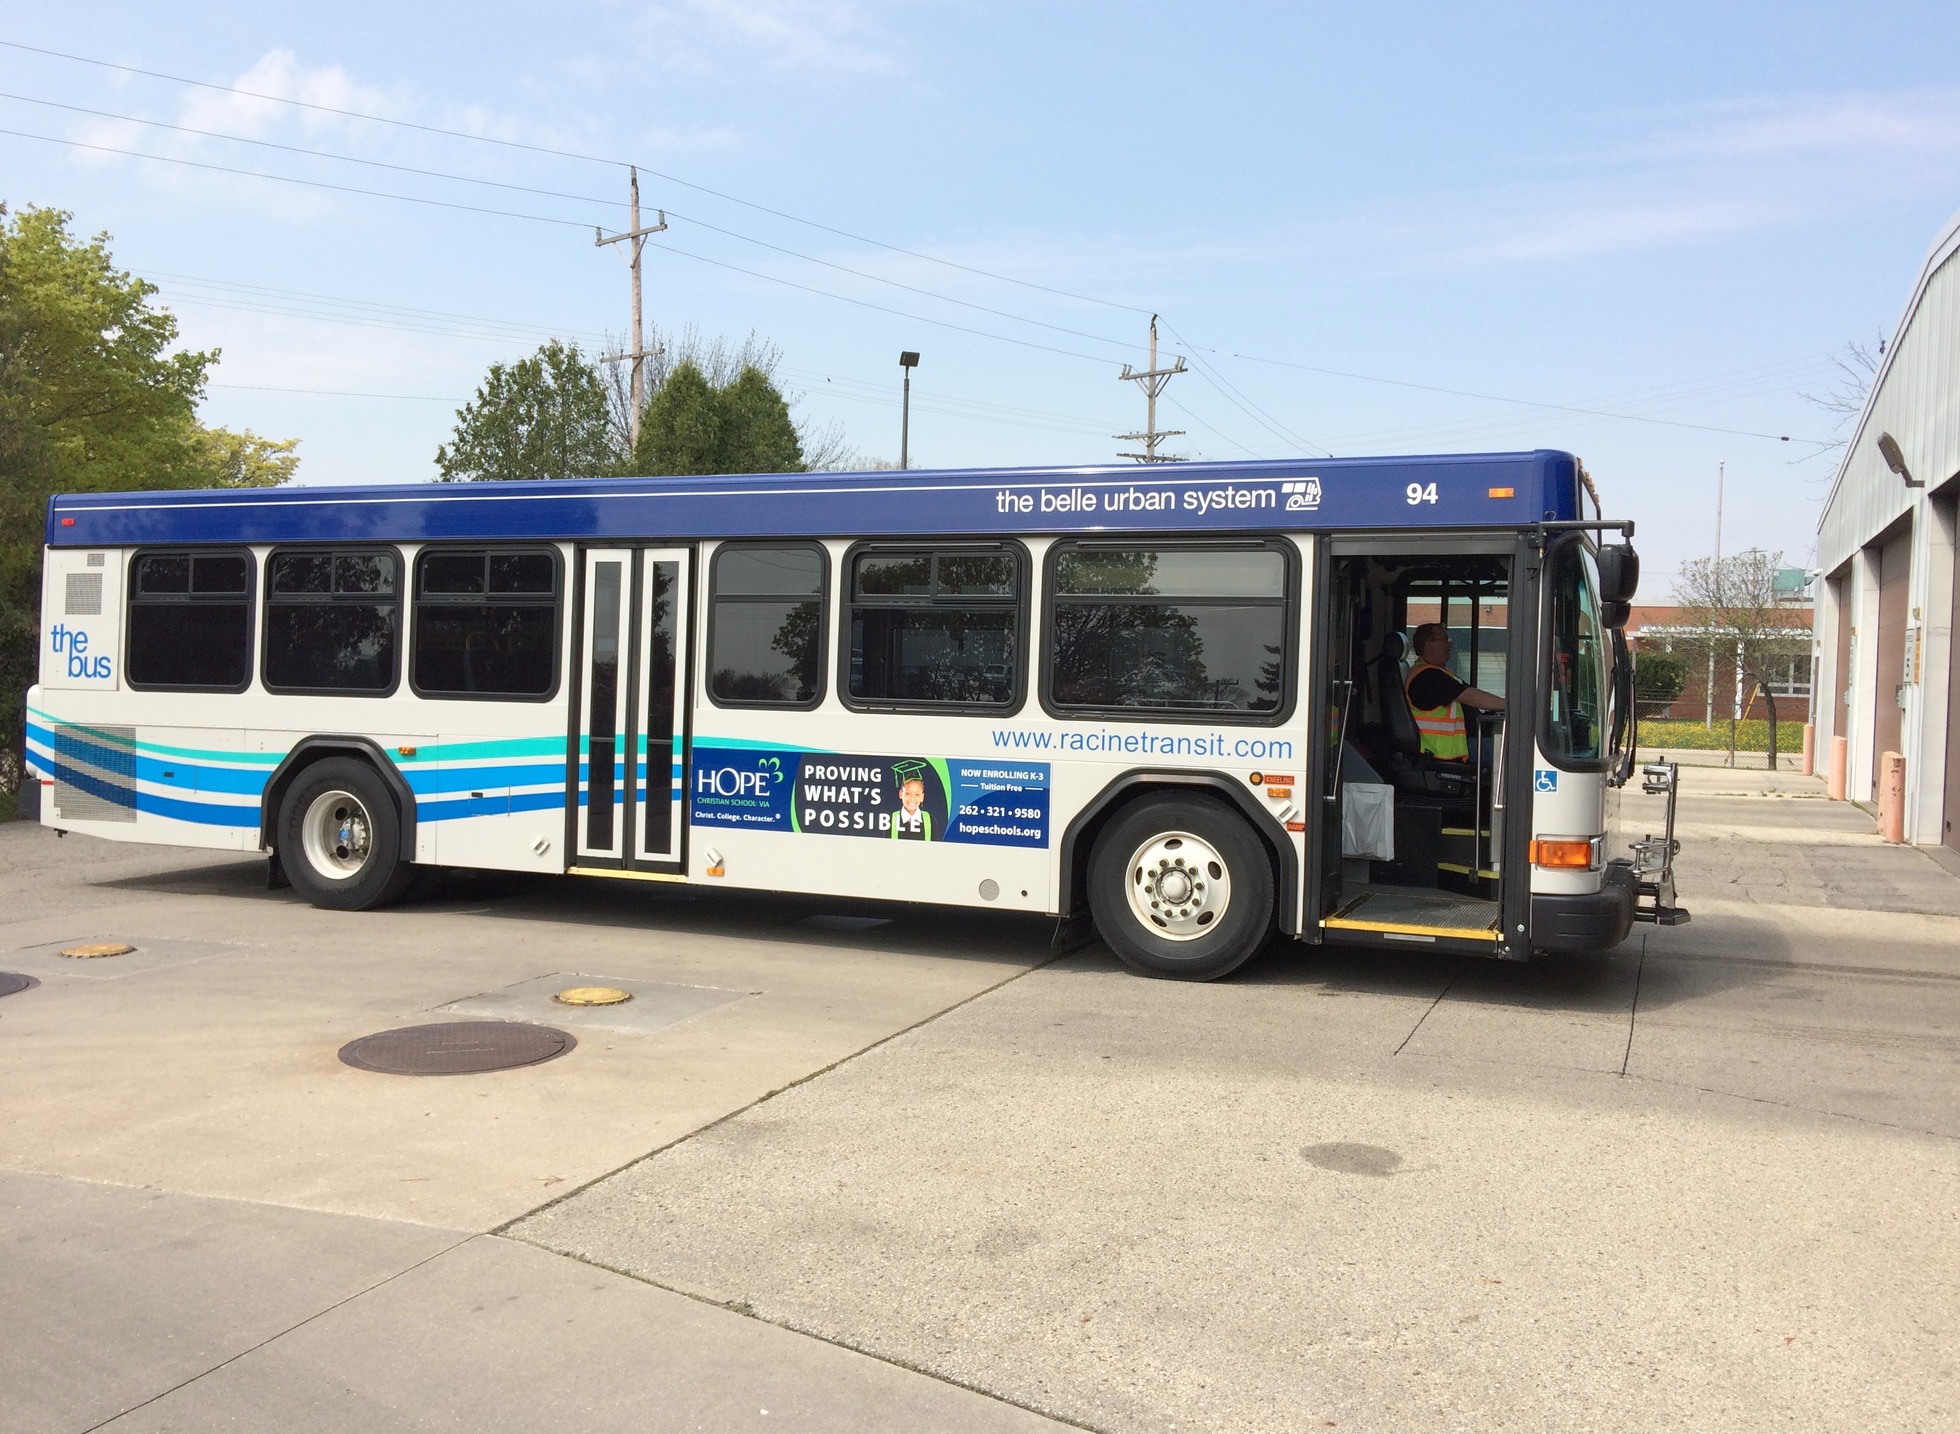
[263,548,401,694]
[127,549,255,691]
[707,542,826,708]
[410,548,561,700]
[844,544,1024,710]
[1043,541,1293,719]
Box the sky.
[4,1,1958,583]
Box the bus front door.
[571,546,692,875]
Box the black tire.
[276,756,415,911]
[1087,793,1275,980]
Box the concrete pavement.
[4,763,1957,1431]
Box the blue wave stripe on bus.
[395,735,563,764]
[30,750,257,827]
[26,708,283,766]
[417,788,564,823]
[403,763,565,796]
[26,721,271,798]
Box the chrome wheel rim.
[1123,830,1231,942]
[301,789,373,881]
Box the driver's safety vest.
[1405,661,1469,761]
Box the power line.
[0,44,1837,452]
[0,127,601,229]
[0,88,1143,354]
[0,90,626,209]
[0,37,1151,316]
[645,239,1118,365]
[1160,318,1329,457]
[209,382,459,400]
[1205,346,1829,446]
[150,269,609,344]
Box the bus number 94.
[1406,482,1439,505]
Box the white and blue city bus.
[22,450,1686,981]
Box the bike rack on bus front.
[1630,758,1691,926]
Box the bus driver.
[1405,622,1505,765]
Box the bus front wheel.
[276,757,414,911]
[1088,794,1274,980]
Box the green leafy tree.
[716,365,803,474]
[1631,647,1688,714]
[633,359,723,475]
[435,339,617,482]
[631,360,804,477]
[1668,548,1812,769]
[0,206,295,796]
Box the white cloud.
[174,49,410,141]
[1629,90,1960,164]
[630,0,906,76]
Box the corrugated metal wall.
[1818,217,1960,574]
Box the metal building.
[1813,206,1960,857]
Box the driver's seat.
[1374,631,1471,799]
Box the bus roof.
[46,450,1581,548]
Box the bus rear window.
[126,550,254,690]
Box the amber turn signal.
[1530,836,1599,869]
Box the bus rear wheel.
[1088,793,1274,980]
[277,757,414,911]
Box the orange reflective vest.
[1405,661,1469,761]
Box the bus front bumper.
[1531,863,1637,954]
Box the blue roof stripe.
[47,453,1580,547]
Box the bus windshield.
[1545,539,1608,763]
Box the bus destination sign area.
[690,747,1049,847]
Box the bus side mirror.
[1600,599,1630,629]
[1597,544,1639,604]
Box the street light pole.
[899,351,920,469]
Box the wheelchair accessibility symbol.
[1534,770,1560,793]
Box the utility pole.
[1115,315,1187,462]
[1707,459,1724,730]
[595,166,667,453]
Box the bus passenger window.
[127,549,254,690]
[263,548,400,693]
[708,543,825,707]
[411,547,561,699]
[1046,543,1291,717]
[847,545,1022,709]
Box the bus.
[21,449,1686,981]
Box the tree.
[603,324,850,470]
[1668,548,1812,768]
[1800,339,1883,458]
[717,365,803,475]
[632,360,804,477]
[435,339,616,482]
[1631,647,1688,715]
[0,206,295,796]
[633,359,723,475]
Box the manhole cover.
[0,972,33,998]
[338,1021,575,1076]
[60,942,135,959]
[555,985,632,1006]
